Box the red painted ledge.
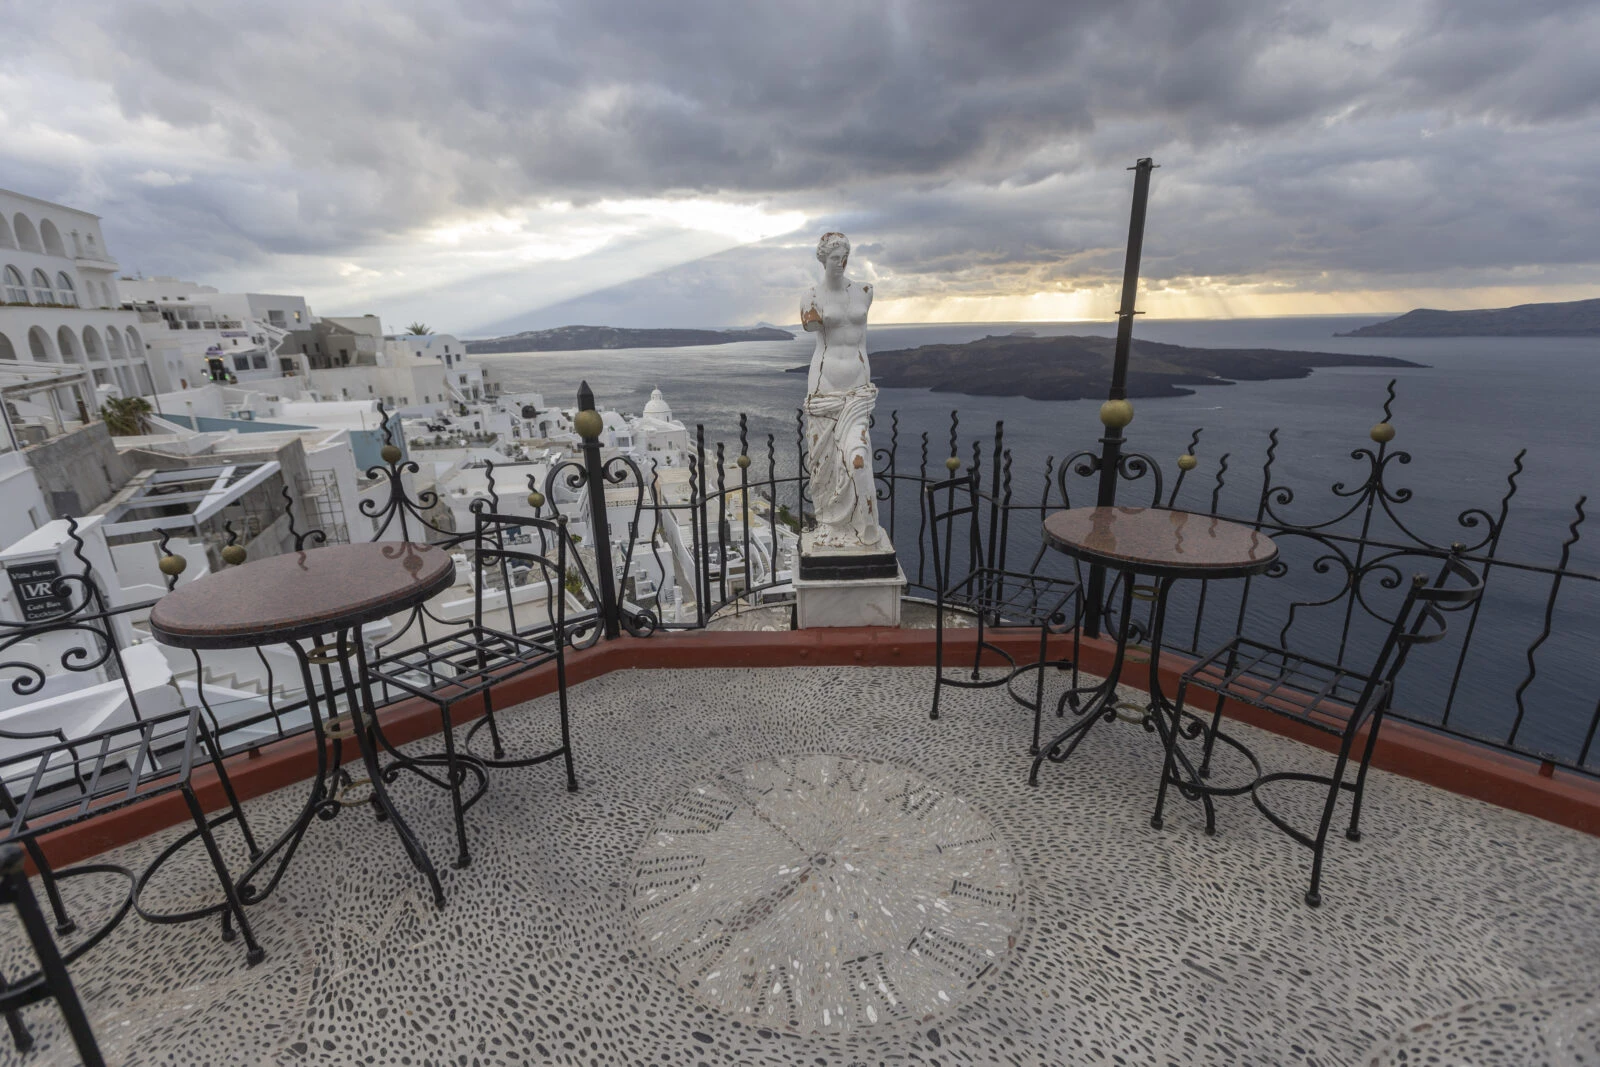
[27,625,1600,871]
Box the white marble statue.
[801,231,885,550]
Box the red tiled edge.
[29,626,1599,870]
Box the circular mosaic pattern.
[630,753,1020,1037]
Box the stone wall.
[24,422,136,518]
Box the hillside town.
[0,184,796,743]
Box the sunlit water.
[474,316,1600,765]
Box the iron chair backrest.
[469,511,570,640]
[1339,545,1485,716]
[924,471,985,595]
[0,544,151,821]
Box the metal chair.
[0,843,105,1066]
[0,705,266,1054]
[925,471,1081,754]
[1151,545,1484,906]
[366,511,577,870]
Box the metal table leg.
[1029,571,1240,835]
[1029,575,1139,784]
[237,632,444,910]
[330,630,446,908]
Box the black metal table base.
[235,630,491,912]
[1028,576,1261,832]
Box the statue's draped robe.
[805,382,880,545]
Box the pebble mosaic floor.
[3,665,1598,1066]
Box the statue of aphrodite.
[801,231,885,550]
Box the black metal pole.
[1084,157,1156,637]
[575,382,620,640]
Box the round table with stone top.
[150,542,458,909]
[1028,507,1279,818]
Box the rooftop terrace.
[4,378,1600,1066]
[5,661,1598,1066]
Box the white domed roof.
[643,387,672,419]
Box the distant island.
[1336,298,1600,338]
[786,333,1423,402]
[466,324,794,354]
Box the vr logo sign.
[7,560,71,623]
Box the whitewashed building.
[117,277,311,389]
[0,189,164,447]
[277,316,450,414]
[383,332,485,407]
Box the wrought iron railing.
[2,379,1594,783]
[500,379,1597,781]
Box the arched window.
[31,268,55,304]
[12,214,41,253]
[39,219,66,257]
[125,327,142,356]
[0,216,13,250]
[105,327,125,359]
[0,332,16,361]
[3,266,27,304]
[55,272,77,307]
[82,326,102,361]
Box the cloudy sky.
[3,0,1597,335]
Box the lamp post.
[1083,157,1156,637]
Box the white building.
[0,189,165,447]
[275,316,449,414]
[383,332,485,407]
[632,387,692,462]
[117,277,311,389]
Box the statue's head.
[816,231,850,271]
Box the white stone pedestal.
[792,564,906,628]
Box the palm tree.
[100,396,153,436]
[406,322,431,335]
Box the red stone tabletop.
[150,542,456,650]
[1042,506,1278,580]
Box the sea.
[473,315,1600,766]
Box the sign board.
[7,559,71,623]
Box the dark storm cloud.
[3,0,1597,317]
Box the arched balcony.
[106,327,126,360]
[27,325,55,361]
[38,218,67,258]
[0,331,17,360]
[56,325,82,363]
[56,272,78,307]
[12,213,41,254]
[0,215,14,249]
[82,325,103,363]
